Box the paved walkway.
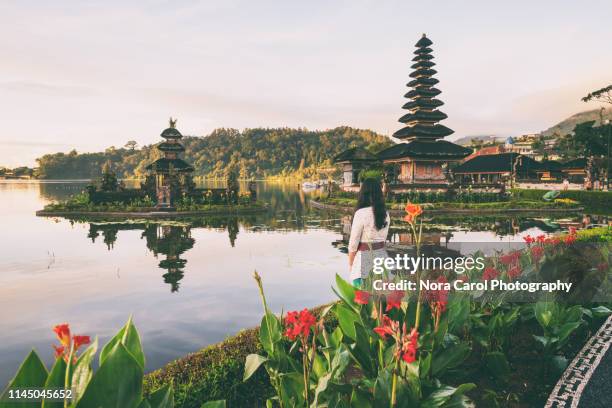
[545,314,612,407]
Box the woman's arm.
[348,210,364,269]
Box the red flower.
[500,251,521,266]
[52,345,65,359]
[536,234,546,244]
[482,267,499,281]
[508,264,522,279]
[564,234,576,245]
[73,335,91,350]
[373,315,398,340]
[51,323,90,364]
[284,309,317,341]
[425,276,449,314]
[53,324,71,347]
[523,235,535,245]
[531,245,544,261]
[354,290,370,305]
[385,291,404,312]
[401,327,419,364]
[569,226,577,235]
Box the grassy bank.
[143,304,337,407]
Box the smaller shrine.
[145,118,195,209]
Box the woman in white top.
[348,179,391,287]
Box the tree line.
[34,126,392,179]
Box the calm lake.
[0,180,600,386]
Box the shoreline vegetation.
[142,226,612,407]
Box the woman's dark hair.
[355,178,387,230]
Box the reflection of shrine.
[142,225,195,292]
[85,218,245,292]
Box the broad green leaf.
[534,302,555,329]
[138,400,152,408]
[557,322,582,344]
[350,389,373,408]
[259,312,281,355]
[76,343,143,408]
[71,337,98,404]
[0,350,48,408]
[243,354,268,381]
[278,372,304,407]
[334,274,357,309]
[484,352,510,381]
[335,303,359,341]
[147,384,173,408]
[351,322,375,377]
[201,401,226,408]
[431,343,470,377]
[100,317,145,369]
[41,358,67,408]
[592,305,612,317]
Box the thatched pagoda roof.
[157,142,185,152]
[415,34,433,48]
[161,127,183,139]
[378,140,471,160]
[146,158,194,173]
[453,153,540,174]
[393,123,454,139]
[333,147,379,163]
[399,110,448,124]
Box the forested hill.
[35,127,392,179]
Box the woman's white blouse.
[348,207,390,281]
[348,207,390,252]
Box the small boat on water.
[302,181,323,191]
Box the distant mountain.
[540,108,612,137]
[453,135,506,147]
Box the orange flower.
[404,203,423,223]
[53,324,71,347]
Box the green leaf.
[591,305,612,317]
[41,358,67,408]
[484,352,510,381]
[550,355,569,375]
[0,350,48,408]
[100,317,145,369]
[351,322,375,377]
[76,343,143,408]
[334,274,357,309]
[335,303,359,341]
[243,354,268,381]
[147,384,173,408]
[534,302,555,329]
[200,401,226,408]
[71,337,98,404]
[138,400,152,408]
[431,343,470,377]
[259,312,281,355]
[557,322,582,344]
[350,389,373,408]
[278,372,305,407]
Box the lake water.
[0,180,599,386]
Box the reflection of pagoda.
[142,224,195,292]
[145,118,195,208]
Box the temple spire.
[393,34,454,141]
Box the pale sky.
[0,0,610,167]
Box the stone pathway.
[545,314,612,407]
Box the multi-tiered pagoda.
[377,34,471,188]
[145,118,194,208]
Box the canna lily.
[53,324,71,347]
[508,264,522,280]
[51,323,90,364]
[404,202,423,223]
[482,266,499,281]
[385,290,404,312]
[531,245,544,261]
[373,315,398,340]
[354,290,370,305]
[401,327,419,364]
[284,309,317,341]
